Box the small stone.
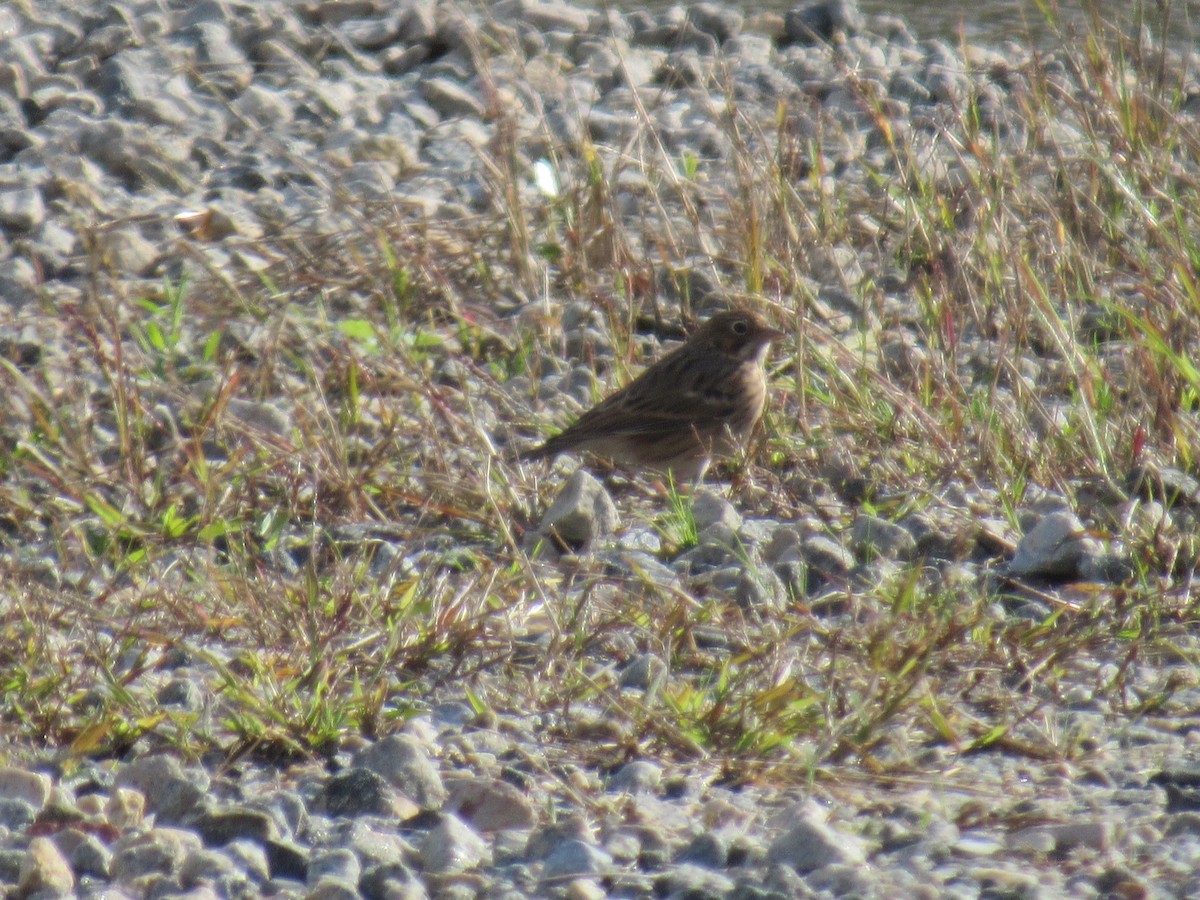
[307,849,361,888]
[955,833,1005,856]
[307,876,361,900]
[606,761,661,795]
[99,226,159,276]
[419,77,485,119]
[110,827,202,881]
[445,777,536,832]
[541,840,612,881]
[678,831,728,868]
[1009,510,1102,581]
[655,863,736,897]
[179,848,239,887]
[507,0,591,33]
[691,489,743,533]
[105,787,145,829]
[115,756,207,823]
[1009,821,1110,853]
[0,186,45,232]
[0,848,22,885]
[767,803,868,873]
[317,768,414,819]
[359,861,423,900]
[563,878,606,900]
[419,814,490,873]
[69,834,112,880]
[783,0,864,44]
[353,734,447,810]
[688,2,744,42]
[531,469,619,553]
[527,816,595,861]
[0,798,34,829]
[224,399,293,438]
[224,839,270,883]
[17,837,74,898]
[618,653,667,692]
[0,768,51,809]
[156,677,204,711]
[851,514,918,561]
[192,806,279,846]
[264,840,308,883]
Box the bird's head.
[696,310,785,361]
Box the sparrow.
[520,309,784,481]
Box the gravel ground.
[2,0,1200,897]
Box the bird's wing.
[572,355,741,436]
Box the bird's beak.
[763,326,786,343]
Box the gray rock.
[256,790,308,838]
[0,768,50,808]
[692,488,743,533]
[360,861,426,899]
[526,816,595,861]
[317,768,408,819]
[677,831,728,868]
[0,185,44,232]
[115,756,207,823]
[98,46,221,131]
[772,533,854,597]
[307,876,361,900]
[851,514,918,561]
[75,119,196,192]
[1008,821,1110,853]
[0,798,35,830]
[419,76,485,119]
[110,828,202,881]
[17,837,74,898]
[155,676,204,711]
[70,834,113,880]
[179,848,240,887]
[1008,510,1102,580]
[531,469,619,553]
[688,3,744,43]
[766,803,868,873]
[192,806,280,846]
[503,0,591,34]
[618,653,668,692]
[0,848,21,885]
[26,219,79,275]
[783,0,864,44]
[734,566,787,609]
[342,819,414,869]
[353,734,448,810]
[307,849,361,888]
[180,22,254,93]
[541,839,612,880]
[419,813,490,874]
[223,839,270,884]
[606,760,662,795]
[431,701,476,730]
[446,777,536,832]
[807,861,881,896]
[231,84,295,130]
[673,539,740,574]
[926,63,969,105]
[264,839,309,883]
[656,862,736,897]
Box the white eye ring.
[732,320,749,335]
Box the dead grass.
[1,4,1199,786]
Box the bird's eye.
[732,320,749,335]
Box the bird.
[519,309,784,481]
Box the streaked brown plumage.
[520,310,784,480]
